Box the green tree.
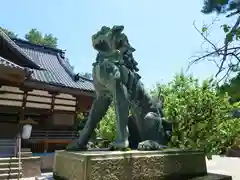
[189,0,240,81]
[76,112,86,132]
[25,28,58,48]
[0,27,17,39]
[218,73,240,101]
[189,0,240,101]
[98,104,116,141]
[202,0,239,15]
[151,73,240,157]
[92,73,240,156]
[0,27,58,48]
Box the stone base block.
[53,149,232,180]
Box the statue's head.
[92,25,135,55]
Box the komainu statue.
[67,25,172,151]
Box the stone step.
[0,167,21,174]
[17,152,33,157]
[0,162,22,168]
[0,157,20,163]
[21,148,31,152]
[0,172,22,179]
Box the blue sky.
[0,0,232,88]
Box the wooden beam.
[0,81,95,114]
[19,86,33,92]
[0,105,20,114]
[19,90,28,121]
[23,80,95,97]
[74,97,79,130]
[47,92,57,127]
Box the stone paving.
[21,155,240,180]
[206,155,240,180]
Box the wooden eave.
[0,65,26,84]
[0,30,41,69]
[22,80,96,97]
[19,119,38,125]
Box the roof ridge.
[64,58,93,82]
[56,53,83,82]
[56,54,93,82]
[0,29,41,70]
[12,38,93,82]
[12,38,64,54]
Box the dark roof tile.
[0,30,41,69]
[0,32,94,92]
[0,56,24,70]
[16,41,94,91]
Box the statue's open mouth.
[93,40,111,52]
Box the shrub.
[98,104,117,142]
[151,73,240,157]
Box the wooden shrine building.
[0,29,95,156]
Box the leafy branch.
[187,16,240,82]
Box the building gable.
[12,39,94,93]
[0,29,41,69]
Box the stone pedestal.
[53,149,232,180]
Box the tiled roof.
[0,56,25,70]
[0,29,41,69]
[12,39,94,92]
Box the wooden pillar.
[74,96,79,131]
[16,88,29,156]
[17,89,29,137]
[47,92,58,125]
[19,90,28,122]
[50,92,57,113]
[45,92,57,152]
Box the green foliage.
[0,26,58,48]
[25,29,58,48]
[76,112,87,136]
[151,73,240,156]
[201,0,236,14]
[221,24,230,33]
[98,104,117,141]
[231,134,240,148]
[202,26,207,33]
[0,27,17,38]
[218,73,240,101]
[94,73,240,156]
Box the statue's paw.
[137,140,168,151]
[87,142,95,149]
[66,140,87,151]
[109,140,129,151]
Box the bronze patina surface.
[67,25,172,152]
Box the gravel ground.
[21,156,240,180]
